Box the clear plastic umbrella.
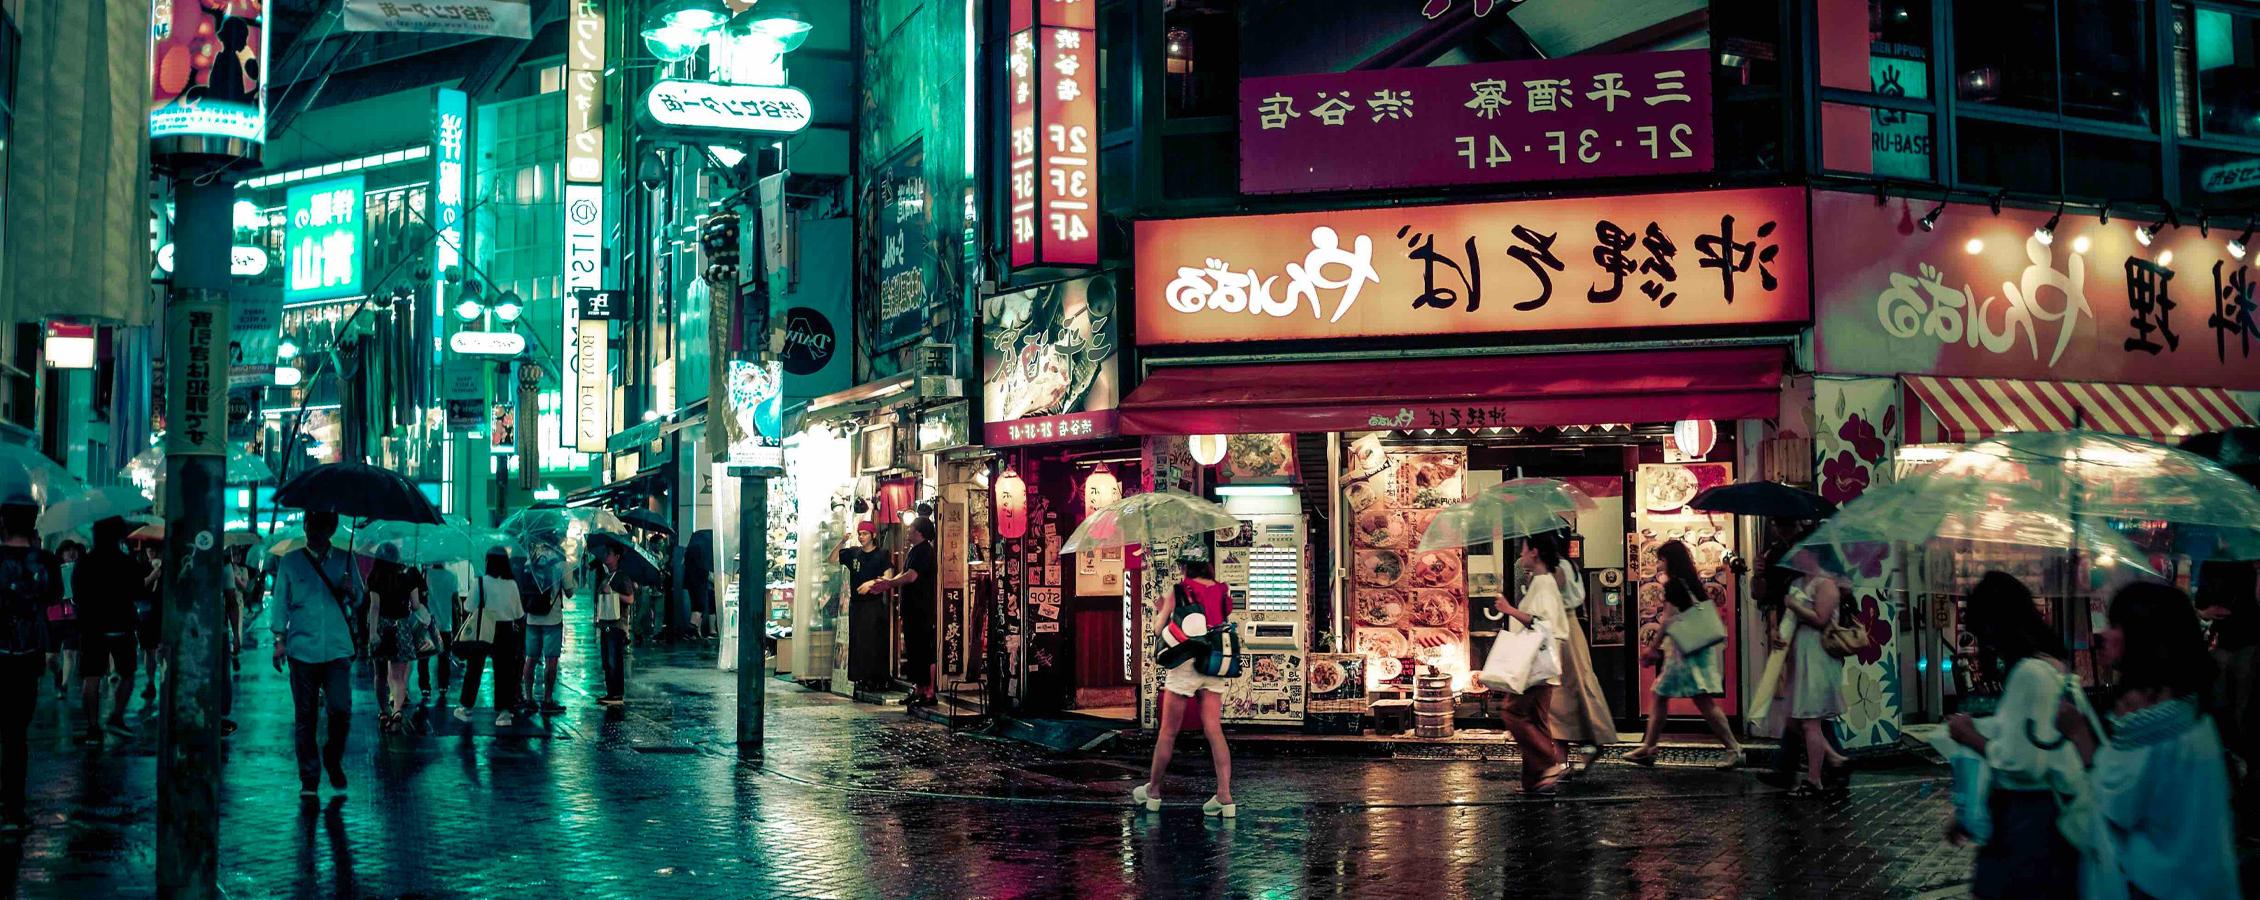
[1789,478,2157,577]
[0,444,86,506]
[1060,490,1240,555]
[498,507,628,569]
[266,522,359,557]
[36,485,151,538]
[124,445,275,498]
[1417,478,1592,551]
[1902,429,2260,559]
[353,521,504,566]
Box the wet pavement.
[0,600,2152,899]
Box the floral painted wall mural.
[1813,376,1905,750]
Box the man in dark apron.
[838,523,891,694]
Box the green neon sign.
[284,174,365,302]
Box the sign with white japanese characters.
[228,286,282,388]
[2201,158,2260,195]
[443,357,485,431]
[165,291,232,457]
[151,0,269,145]
[434,87,468,366]
[342,0,533,38]
[638,80,812,137]
[1238,50,1711,195]
[872,144,932,351]
[1813,191,2260,390]
[1133,186,1808,346]
[564,0,605,184]
[284,175,365,303]
[563,183,605,450]
[982,274,1121,447]
[1007,0,1099,268]
[449,331,526,356]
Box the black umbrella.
[588,532,664,587]
[1688,481,1835,519]
[2182,428,2260,485]
[273,463,444,525]
[620,509,675,537]
[684,529,714,576]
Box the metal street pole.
[703,206,764,753]
[157,167,233,900]
[738,473,766,749]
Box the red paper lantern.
[994,469,1028,539]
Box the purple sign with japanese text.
[1239,50,1712,195]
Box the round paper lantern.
[1188,434,1228,467]
[994,468,1028,539]
[1671,419,1718,459]
[1083,464,1122,511]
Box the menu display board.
[1220,652,1305,723]
[1345,437,1470,691]
[1631,462,1739,715]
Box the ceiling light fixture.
[2034,202,2062,246]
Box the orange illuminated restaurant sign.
[1133,186,1809,346]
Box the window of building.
[2184,4,2260,141]
[1817,1,1937,179]
[1954,0,2156,126]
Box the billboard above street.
[150,0,269,145]
[283,175,365,303]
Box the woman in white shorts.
[1133,559,1238,817]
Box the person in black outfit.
[74,517,145,743]
[873,518,939,707]
[684,531,715,640]
[0,478,53,830]
[838,522,891,694]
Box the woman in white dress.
[1526,532,1615,776]
[1781,551,1849,796]
[2061,582,2241,900]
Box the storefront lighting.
[1188,434,1228,467]
[1083,464,1122,510]
[994,468,1028,538]
[2135,209,2175,247]
[1916,200,1944,232]
[1671,419,1718,459]
[2071,235,2092,254]
[43,323,95,370]
[2033,205,2061,246]
[899,509,917,525]
[1962,238,1983,255]
[2157,249,2173,267]
[2230,219,2253,261]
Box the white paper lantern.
[1188,434,1228,467]
[1083,464,1122,510]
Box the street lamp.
[732,0,813,53]
[643,0,731,63]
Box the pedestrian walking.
[1942,572,2078,897]
[73,518,143,743]
[223,545,252,670]
[45,540,81,699]
[839,523,890,693]
[418,561,460,705]
[685,530,715,640]
[0,478,54,830]
[1781,553,1851,798]
[270,511,364,798]
[1625,540,1744,768]
[365,548,427,733]
[1527,532,1615,775]
[1486,539,1571,795]
[135,543,161,703]
[2058,581,2241,900]
[453,549,524,726]
[518,555,564,714]
[1132,559,1237,817]
[591,543,631,707]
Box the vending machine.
[1215,487,1308,724]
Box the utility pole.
[157,164,233,900]
[703,209,767,752]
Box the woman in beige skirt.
[1528,532,1616,774]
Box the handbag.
[1820,602,1870,659]
[1194,622,1243,678]
[411,607,438,658]
[450,577,491,661]
[1478,616,1562,694]
[1663,600,1728,656]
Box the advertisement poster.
[725,360,784,474]
[982,273,1121,446]
[871,143,932,351]
[1631,461,1739,715]
[1075,546,1123,598]
[1221,652,1305,724]
[150,0,268,144]
[442,358,484,431]
[1239,50,1711,195]
[228,286,282,388]
[1345,438,1470,690]
[1136,187,1810,346]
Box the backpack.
[0,549,51,655]
[523,585,555,617]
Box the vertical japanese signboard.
[1007,0,1098,269]
[228,286,282,388]
[165,290,232,456]
[570,288,612,452]
[1238,50,1712,195]
[873,145,932,350]
[433,87,468,367]
[564,0,606,452]
[284,175,365,303]
[150,0,269,144]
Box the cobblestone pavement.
[0,603,2097,899]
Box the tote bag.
[1663,600,1728,655]
[1478,618,1562,694]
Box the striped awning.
[1904,375,2254,443]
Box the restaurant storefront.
[1811,189,2260,740]
[1111,186,1815,734]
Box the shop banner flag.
[342,0,533,39]
[228,285,282,388]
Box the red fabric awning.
[1119,347,1786,435]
